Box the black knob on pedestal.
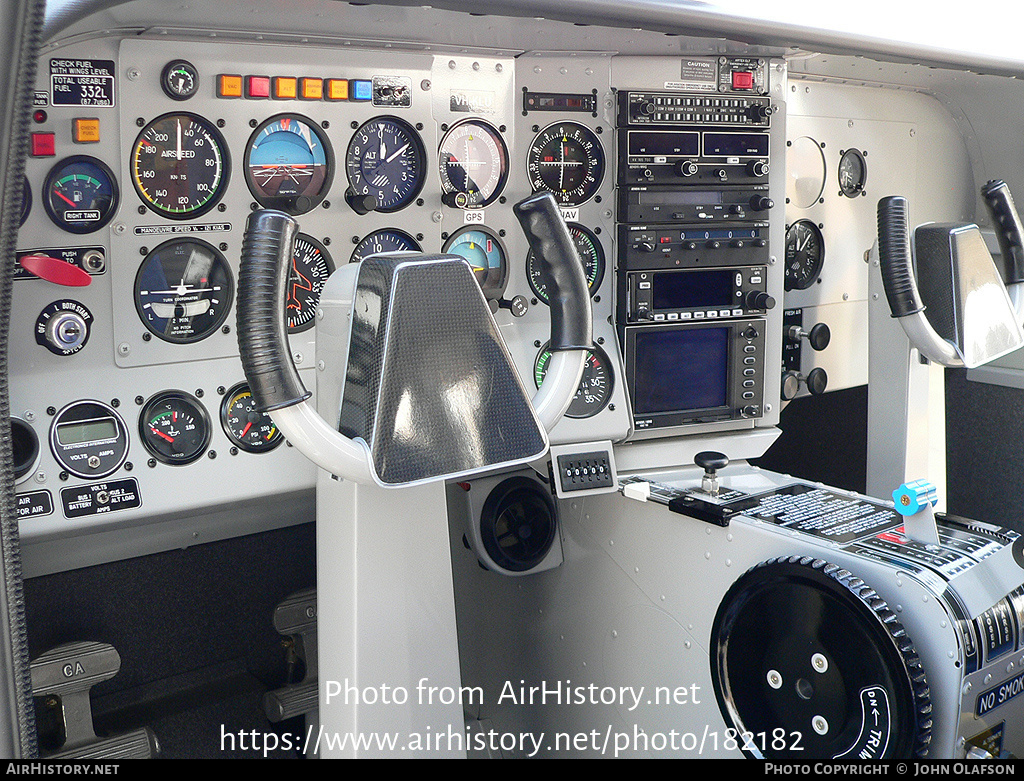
[695,450,729,497]
[695,451,729,473]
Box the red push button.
[31,132,55,157]
[245,75,271,99]
[731,71,754,90]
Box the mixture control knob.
[781,367,828,400]
[746,160,770,177]
[675,160,699,177]
[749,194,774,211]
[788,322,831,351]
[345,187,379,215]
[745,290,776,310]
[695,450,729,496]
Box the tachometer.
[527,122,604,206]
[43,156,119,234]
[134,238,234,343]
[131,112,229,219]
[345,116,425,213]
[439,119,509,208]
[287,234,334,333]
[245,114,333,215]
[527,223,604,303]
[534,343,613,419]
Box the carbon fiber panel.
[339,254,547,485]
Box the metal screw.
[812,653,828,673]
[767,670,782,689]
[812,716,828,735]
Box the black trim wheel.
[711,556,932,759]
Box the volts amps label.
[50,59,115,107]
[61,478,141,519]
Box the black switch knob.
[746,160,770,177]
[498,295,529,317]
[807,367,828,395]
[345,188,379,215]
[749,195,774,211]
[745,290,775,310]
[788,322,831,351]
[675,160,698,177]
[748,103,773,121]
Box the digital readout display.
[633,327,729,414]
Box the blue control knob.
[892,480,938,516]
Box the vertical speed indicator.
[526,122,605,207]
[132,112,229,219]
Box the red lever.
[19,255,92,287]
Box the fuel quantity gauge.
[221,383,283,453]
[43,156,119,233]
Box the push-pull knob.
[781,367,828,400]
[695,450,729,497]
[787,322,831,352]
